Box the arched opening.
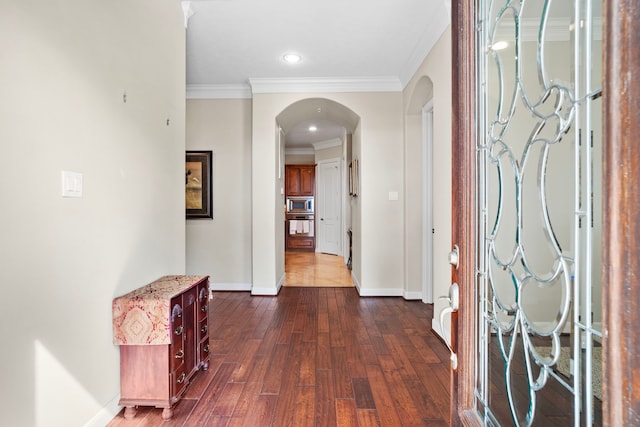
[276,98,360,287]
[251,91,405,297]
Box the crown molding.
[186,76,403,99]
[493,17,602,43]
[248,76,402,94]
[311,138,342,151]
[285,147,315,156]
[186,84,252,99]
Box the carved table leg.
[162,407,174,420]
[123,406,137,420]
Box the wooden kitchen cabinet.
[286,217,315,251]
[286,234,315,250]
[113,275,210,420]
[285,164,315,196]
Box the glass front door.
[475,1,603,425]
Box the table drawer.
[171,363,187,397]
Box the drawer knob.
[174,325,183,336]
[177,373,186,384]
[175,349,184,359]
[201,324,207,334]
[201,305,208,313]
[204,344,209,353]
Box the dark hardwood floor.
[107,287,452,426]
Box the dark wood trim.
[602,1,640,425]
[451,0,480,426]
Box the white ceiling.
[184,0,451,148]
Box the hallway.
[107,287,451,426]
[284,251,354,288]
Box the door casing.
[422,100,434,304]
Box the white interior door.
[316,159,341,255]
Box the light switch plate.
[61,171,83,198]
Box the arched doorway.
[250,90,406,298]
[276,98,360,287]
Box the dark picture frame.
[349,159,359,197]
[185,150,213,219]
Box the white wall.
[0,1,186,425]
[403,27,453,333]
[285,153,315,164]
[251,92,404,296]
[250,95,281,294]
[315,142,343,163]
[185,99,253,290]
[402,100,431,300]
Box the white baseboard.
[350,273,408,297]
[351,271,361,292]
[403,291,423,300]
[487,320,603,337]
[83,394,121,427]
[209,282,252,291]
[278,272,285,291]
[250,273,285,295]
[356,287,404,297]
[250,286,279,295]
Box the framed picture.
[185,151,213,219]
[349,158,359,197]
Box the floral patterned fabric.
[112,275,207,345]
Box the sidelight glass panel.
[476,0,602,425]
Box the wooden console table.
[112,275,210,420]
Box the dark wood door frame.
[601,1,640,425]
[450,1,640,425]
[450,0,478,425]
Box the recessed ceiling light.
[283,53,302,64]
[491,41,508,51]
[308,125,317,132]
